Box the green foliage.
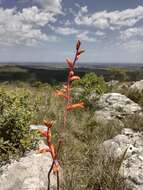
[74,72,107,94]
[72,72,107,105]
[127,90,143,107]
[108,67,128,82]
[0,88,37,165]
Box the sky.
[0,0,143,63]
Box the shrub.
[127,89,143,107]
[0,88,37,165]
[72,72,107,105]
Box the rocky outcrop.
[103,128,143,190]
[0,139,58,190]
[129,80,143,93]
[95,93,142,124]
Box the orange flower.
[76,54,80,60]
[63,85,68,90]
[55,90,68,99]
[43,120,54,129]
[69,71,74,76]
[60,88,66,93]
[53,160,60,173]
[76,40,81,50]
[66,58,74,68]
[67,102,84,111]
[70,76,80,81]
[77,49,85,55]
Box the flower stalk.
[37,40,85,190]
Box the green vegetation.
[108,67,129,82]
[0,87,38,165]
[0,70,142,189]
[127,90,143,107]
[72,72,107,105]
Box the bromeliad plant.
[37,40,85,190]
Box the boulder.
[103,128,143,190]
[129,80,143,93]
[95,93,142,124]
[0,140,58,190]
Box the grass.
[0,81,143,189]
[59,111,127,190]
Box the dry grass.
[1,82,142,189]
[57,110,127,190]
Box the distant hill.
[0,63,142,83]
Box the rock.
[103,128,143,190]
[95,93,142,124]
[87,91,100,106]
[30,124,47,131]
[129,80,143,93]
[0,140,59,190]
[106,80,119,87]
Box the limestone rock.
[0,141,58,190]
[103,128,143,190]
[95,93,141,124]
[129,80,143,93]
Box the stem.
[47,161,54,190]
[57,172,60,190]
[63,49,78,128]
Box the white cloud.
[77,31,96,42]
[34,0,62,13]
[95,31,105,36]
[56,27,78,35]
[120,27,143,41]
[75,6,143,30]
[0,6,60,46]
[122,40,143,52]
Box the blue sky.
[0,0,143,63]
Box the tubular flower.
[63,85,68,90]
[55,90,68,99]
[76,54,80,60]
[66,58,74,69]
[76,40,81,50]
[69,71,74,76]
[53,160,60,174]
[67,102,84,111]
[43,120,54,129]
[60,89,66,93]
[70,76,80,81]
[77,49,85,55]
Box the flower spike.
[43,120,54,129]
[76,40,81,50]
[55,90,68,99]
[70,76,80,81]
[67,102,84,111]
[77,49,85,55]
[66,58,74,69]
